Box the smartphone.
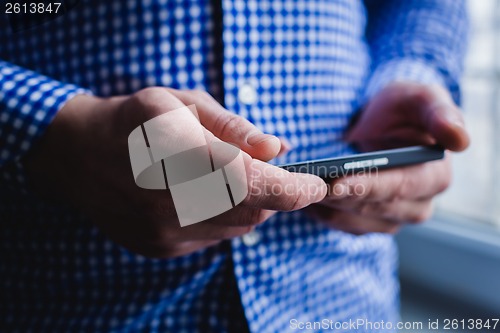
[278,142,444,179]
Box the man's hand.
[24,87,327,258]
[306,82,470,234]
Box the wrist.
[22,94,105,196]
[52,94,104,143]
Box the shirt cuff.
[363,59,447,104]
[0,61,92,192]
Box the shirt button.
[238,83,257,105]
[241,230,261,246]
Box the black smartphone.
[278,142,444,179]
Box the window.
[436,0,500,227]
[398,1,500,317]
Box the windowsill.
[396,213,500,315]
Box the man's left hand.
[306,82,470,234]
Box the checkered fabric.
[0,1,467,332]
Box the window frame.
[397,213,500,315]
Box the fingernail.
[247,133,278,146]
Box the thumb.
[416,86,470,152]
[167,89,281,161]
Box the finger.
[192,130,320,212]
[161,206,273,240]
[326,155,451,202]
[359,198,434,223]
[139,127,323,222]
[114,207,267,244]
[128,88,214,159]
[92,211,225,258]
[244,156,328,211]
[167,89,282,161]
[129,87,187,119]
[137,163,276,229]
[191,137,327,211]
[206,206,276,227]
[408,85,470,151]
[177,224,255,241]
[305,205,401,235]
[351,128,436,152]
[319,197,434,224]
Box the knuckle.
[411,213,428,224]
[382,186,398,202]
[192,89,213,100]
[359,202,380,217]
[243,209,268,226]
[411,205,433,224]
[164,87,180,95]
[216,113,246,137]
[286,189,306,211]
[134,87,166,100]
[409,86,434,105]
[353,178,375,201]
[358,204,371,217]
[163,87,175,94]
[437,170,452,194]
[130,87,171,108]
[386,224,401,234]
[396,173,416,200]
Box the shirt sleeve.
[0,60,92,192]
[363,0,469,104]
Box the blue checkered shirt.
[0,1,467,332]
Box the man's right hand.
[23,87,327,258]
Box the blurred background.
[398,0,500,331]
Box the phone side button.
[373,157,389,166]
[344,159,373,170]
[344,157,389,170]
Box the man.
[0,0,469,332]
